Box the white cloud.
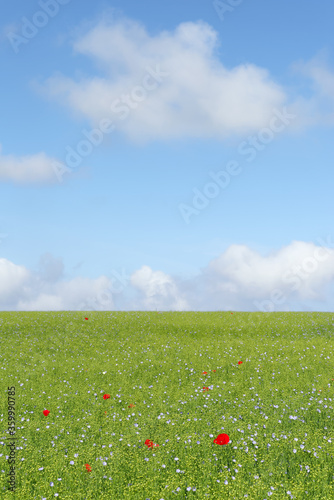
[16,274,114,312]
[204,240,334,303]
[130,265,188,310]
[289,50,334,129]
[0,259,31,304]
[37,15,290,144]
[0,146,59,185]
[35,15,334,144]
[5,18,334,186]
[1,240,334,312]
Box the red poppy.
[202,371,207,375]
[85,317,88,320]
[231,312,233,314]
[85,463,92,472]
[212,370,216,373]
[144,439,159,449]
[43,410,50,416]
[128,404,135,408]
[213,433,230,445]
[238,361,243,365]
[203,386,209,392]
[103,394,110,400]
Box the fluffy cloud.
[0,258,31,304]
[0,145,61,185]
[1,240,334,312]
[4,18,334,185]
[289,49,334,128]
[36,16,334,144]
[130,265,188,310]
[38,15,289,144]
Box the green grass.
[1,310,333,499]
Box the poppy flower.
[213,433,230,445]
[212,370,216,373]
[145,439,159,449]
[103,394,110,400]
[85,463,92,472]
[203,386,209,392]
[128,404,135,408]
[43,410,50,417]
[238,361,243,365]
[85,317,88,320]
[202,371,207,375]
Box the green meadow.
[1,311,333,499]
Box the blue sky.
[1,0,334,312]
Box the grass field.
[1,311,333,499]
